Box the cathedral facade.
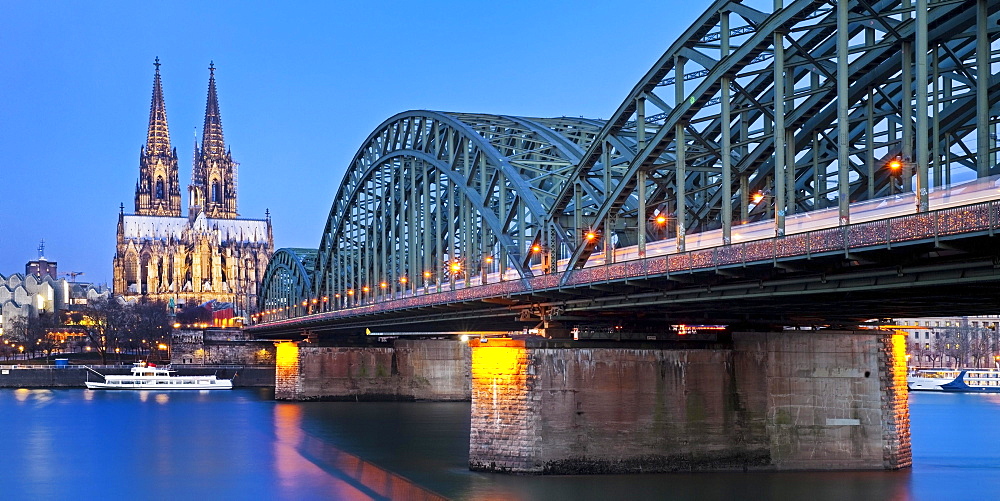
[113,60,273,316]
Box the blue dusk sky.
[0,1,703,285]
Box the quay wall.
[0,366,275,388]
[274,339,470,401]
[468,331,910,474]
[172,328,277,366]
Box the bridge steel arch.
[258,248,317,319]
[257,0,998,326]
[543,0,999,277]
[314,111,622,306]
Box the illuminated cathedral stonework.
[113,60,273,315]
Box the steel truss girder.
[258,248,317,314]
[548,0,1000,276]
[314,111,612,303]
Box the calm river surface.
[0,389,997,500]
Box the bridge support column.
[274,339,471,401]
[275,341,303,400]
[468,331,909,474]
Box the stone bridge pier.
[469,331,910,473]
[274,338,470,401]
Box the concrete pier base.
[275,339,470,401]
[468,331,910,474]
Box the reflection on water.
[274,402,447,500]
[0,389,996,500]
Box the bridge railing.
[252,198,999,328]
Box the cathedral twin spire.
[135,57,181,217]
[146,58,171,156]
[191,62,239,219]
[201,63,225,157]
[134,58,238,220]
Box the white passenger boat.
[85,361,233,390]
[907,368,959,391]
[908,367,1000,393]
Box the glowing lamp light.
[655,214,668,226]
[347,289,355,296]
[585,231,597,241]
[312,298,318,304]
[158,344,168,350]
[751,192,766,204]
[399,276,408,284]
[379,282,388,289]
[334,293,341,298]
[172,323,181,329]
[888,159,903,172]
[322,296,328,302]
[531,244,542,253]
[362,286,370,293]
[484,256,494,264]
[449,262,462,273]
[423,271,432,278]
[301,300,308,306]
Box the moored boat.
[85,361,233,390]
[907,368,959,391]
[908,367,1000,393]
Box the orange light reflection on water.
[273,386,447,500]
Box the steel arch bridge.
[257,0,999,324]
[258,248,317,314]
[545,0,999,276]
[311,111,636,306]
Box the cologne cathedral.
[113,60,273,316]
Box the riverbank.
[0,365,275,388]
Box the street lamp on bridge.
[448,261,462,290]
[886,156,921,198]
[482,256,493,285]
[423,270,433,293]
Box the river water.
[1,389,997,500]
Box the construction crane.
[60,271,84,282]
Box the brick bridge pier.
[274,331,911,473]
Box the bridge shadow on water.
[273,403,447,500]
[270,399,921,501]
